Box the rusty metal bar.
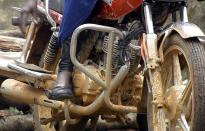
[105,32,114,89]
[64,100,81,125]
[67,93,105,116]
[70,24,124,89]
[70,24,137,113]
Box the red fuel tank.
[97,0,143,20]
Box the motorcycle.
[0,0,205,130]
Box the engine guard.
[158,22,205,62]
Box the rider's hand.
[19,0,39,34]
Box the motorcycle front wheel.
[147,34,205,131]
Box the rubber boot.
[47,71,74,100]
[47,39,74,100]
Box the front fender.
[158,22,205,62]
[159,22,205,39]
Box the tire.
[147,34,205,131]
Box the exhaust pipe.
[0,79,64,110]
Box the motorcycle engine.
[73,65,104,105]
[73,21,144,107]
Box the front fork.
[144,4,164,106]
[143,4,165,130]
[143,3,189,130]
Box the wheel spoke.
[173,54,183,86]
[178,114,190,131]
[164,64,173,91]
[156,109,167,131]
[180,81,192,106]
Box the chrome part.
[70,24,137,113]
[105,31,114,100]
[178,114,190,131]
[144,4,160,68]
[8,63,53,79]
[146,34,159,69]
[180,6,188,23]
[144,4,154,34]
[44,0,56,27]
[70,24,124,89]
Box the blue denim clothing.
[59,0,98,45]
[58,0,98,71]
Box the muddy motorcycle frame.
[0,0,205,130]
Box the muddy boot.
[47,39,74,100]
[47,71,74,100]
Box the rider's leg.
[47,0,98,100]
[47,39,74,100]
